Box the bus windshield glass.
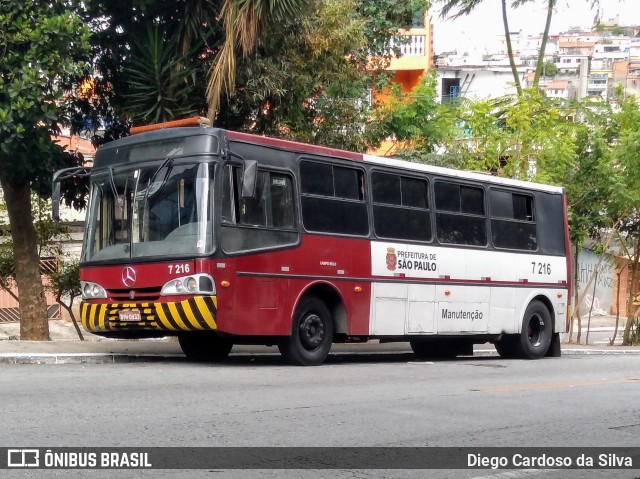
[82,161,213,262]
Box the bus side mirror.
[51,166,92,222]
[241,160,258,198]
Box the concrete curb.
[1,348,639,365]
[0,352,186,365]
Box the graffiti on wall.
[576,249,614,316]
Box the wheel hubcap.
[299,313,324,351]
[527,313,544,346]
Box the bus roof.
[363,155,564,194]
[94,126,564,194]
[228,130,564,195]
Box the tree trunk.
[501,0,522,95]
[533,0,555,88]
[611,265,625,346]
[585,270,597,345]
[569,247,579,343]
[0,178,49,340]
[623,239,640,345]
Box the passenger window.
[300,160,368,236]
[372,172,431,242]
[435,181,486,246]
[490,189,537,251]
[221,165,297,253]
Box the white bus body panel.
[369,242,568,336]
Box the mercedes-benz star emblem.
[122,266,137,288]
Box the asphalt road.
[1,354,639,479]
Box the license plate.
[118,310,142,322]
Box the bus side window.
[372,171,431,242]
[434,181,487,246]
[221,165,297,253]
[300,160,368,236]
[490,189,537,251]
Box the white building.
[437,65,527,103]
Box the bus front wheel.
[178,333,233,362]
[278,296,334,366]
[514,300,553,359]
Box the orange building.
[371,10,434,156]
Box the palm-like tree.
[206,0,309,120]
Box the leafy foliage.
[0,0,91,338]
[216,0,376,151]
[0,0,91,188]
[122,24,201,124]
[72,0,222,137]
[375,72,456,157]
[356,0,430,73]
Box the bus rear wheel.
[514,300,552,359]
[178,332,233,362]
[278,296,333,366]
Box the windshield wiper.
[140,154,177,241]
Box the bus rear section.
[55,126,570,366]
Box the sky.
[431,0,640,54]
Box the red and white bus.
[53,126,571,365]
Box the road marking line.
[469,378,639,393]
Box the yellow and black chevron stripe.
[80,296,218,332]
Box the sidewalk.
[0,315,639,365]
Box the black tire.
[514,300,553,359]
[410,339,459,360]
[178,332,233,362]
[278,296,333,366]
[494,335,518,358]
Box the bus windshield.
[82,161,213,262]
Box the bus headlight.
[161,274,216,296]
[81,281,107,300]
[185,277,198,292]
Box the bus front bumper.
[80,296,218,334]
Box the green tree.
[542,61,558,77]
[0,0,91,339]
[609,91,640,345]
[375,72,455,156]
[206,0,310,118]
[559,108,622,343]
[442,90,578,181]
[206,0,428,122]
[122,24,201,124]
[213,0,429,151]
[69,0,221,136]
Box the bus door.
[220,164,298,335]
